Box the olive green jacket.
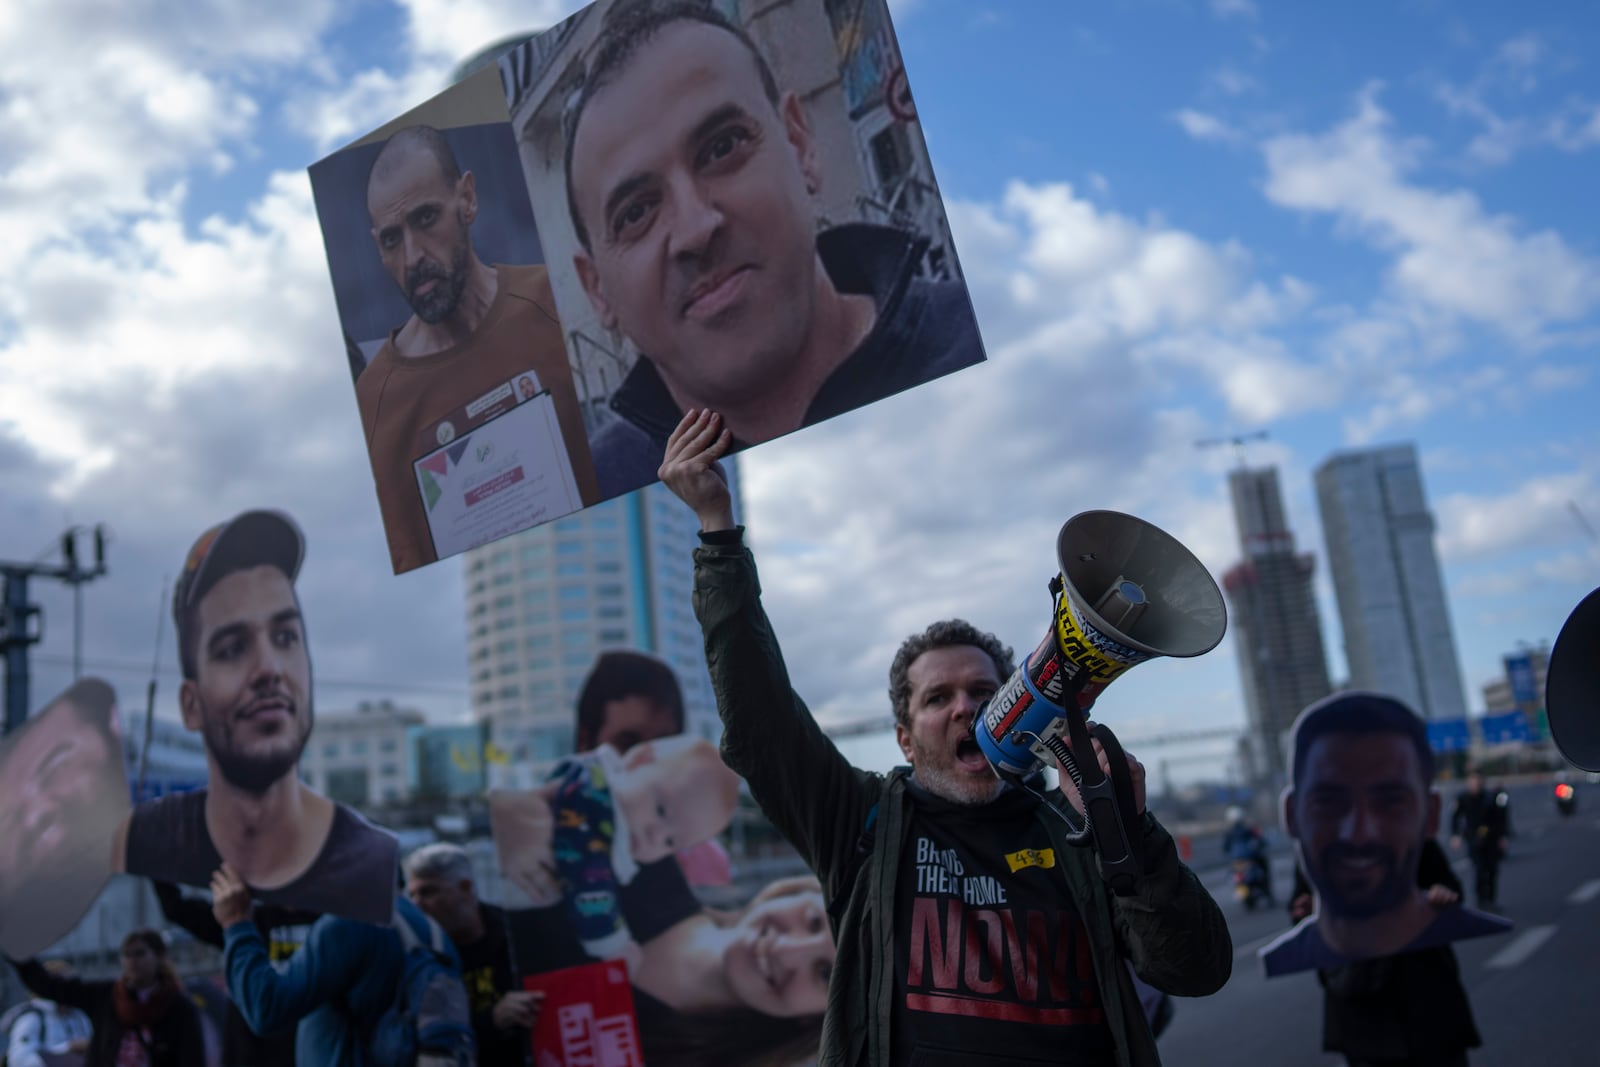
[693,535,1233,1067]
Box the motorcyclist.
[1222,806,1273,903]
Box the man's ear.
[457,170,479,226]
[179,680,202,732]
[574,250,618,331]
[1281,786,1298,839]
[1424,788,1442,838]
[895,721,914,763]
[779,91,820,196]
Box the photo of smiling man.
[500,0,987,499]
[1260,691,1512,977]
[111,510,399,926]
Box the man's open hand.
[488,788,562,906]
[658,410,734,532]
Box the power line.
[29,652,470,697]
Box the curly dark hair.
[888,620,1015,727]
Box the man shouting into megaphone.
[658,409,1231,1067]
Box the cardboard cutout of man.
[1259,692,1511,977]
[0,679,129,958]
[357,124,601,572]
[111,510,399,925]
[562,1,986,498]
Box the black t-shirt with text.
[458,902,527,1067]
[892,781,1117,1066]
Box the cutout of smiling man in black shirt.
[111,510,398,926]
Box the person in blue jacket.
[211,863,464,1067]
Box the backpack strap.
[827,802,879,928]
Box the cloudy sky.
[2,0,1596,788]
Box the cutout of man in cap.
[110,510,399,926]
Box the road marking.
[1485,925,1557,969]
[1569,879,1600,904]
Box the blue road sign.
[1505,653,1538,706]
[1427,719,1472,753]
[1480,709,1533,745]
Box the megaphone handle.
[1087,722,1146,892]
[1055,711,1143,896]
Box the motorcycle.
[1232,857,1271,910]
[1556,782,1577,816]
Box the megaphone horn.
[976,511,1229,779]
[1547,585,1600,773]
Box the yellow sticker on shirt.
[1005,847,1056,873]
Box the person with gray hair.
[404,843,538,1066]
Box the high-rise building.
[1219,466,1331,784]
[300,700,426,808]
[464,471,741,783]
[1314,443,1468,721]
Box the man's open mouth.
[955,736,988,772]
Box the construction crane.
[1194,430,1270,468]
[1571,500,1598,544]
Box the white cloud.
[1433,31,1600,165]
[1262,86,1600,343]
[1173,108,1243,144]
[1211,64,1260,96]
[726,179,1327,726]
[1435,471,1599,561]
[1210,0,1258,20]
[400,0,572,65]
[287,0,581,154]
[0,0,343,262]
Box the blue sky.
[0,0,1596,785]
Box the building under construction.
[1221,466,1333,787]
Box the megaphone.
[1547,585,1600,772]
[974,510,1227,894]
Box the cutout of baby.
[490,734,741,961]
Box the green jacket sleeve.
[1112,810,1234,997]
[691,535,880,897]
